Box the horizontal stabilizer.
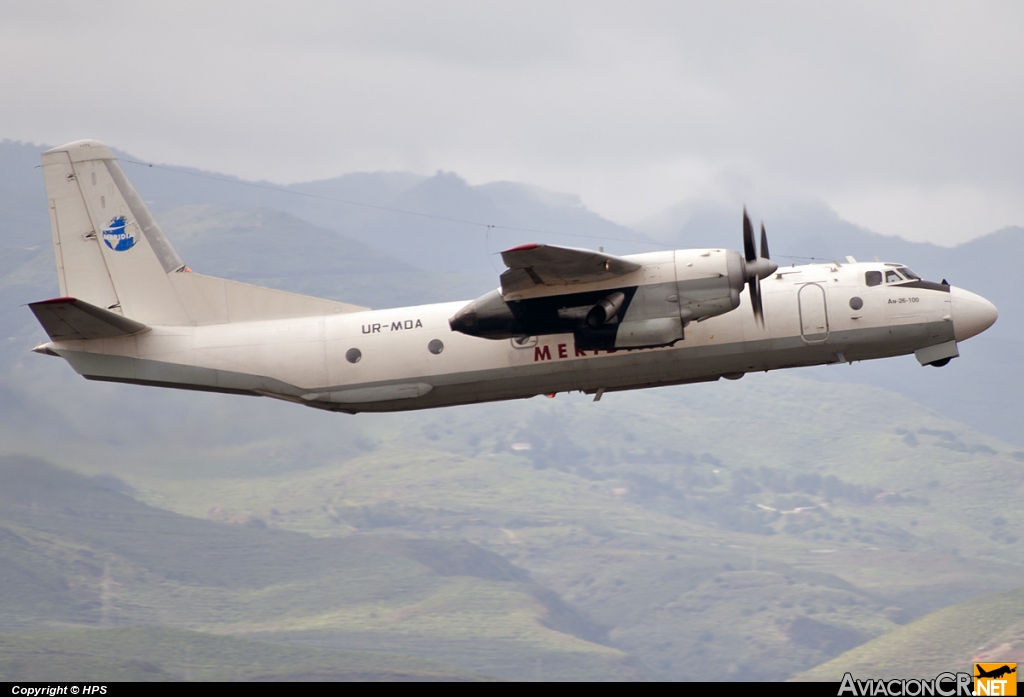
[29,297,149,341]
[500,243,641,295]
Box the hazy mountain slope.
[0,141,651,279]
[161,206,493,308]
[0,141,50,240]
[800,338,1024,451]
[794,586,1024,681]
[365,172,648,275]
[0,455,635,681]
[0,627,488,681]
[9,372,1022,681]
[943,225,1024,342]
[115,155,649,276]
[640,200,951,276]
[116,156,433,249]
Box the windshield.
[896,267,921,280]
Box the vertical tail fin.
[41,140,191,325]
[38,139,368,328]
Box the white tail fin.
[42,140,190,323]
[40,140,367,326]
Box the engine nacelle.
[673,248,745,323]
[448,289,522,339]
[449,248,755,350]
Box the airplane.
[975,665,1016,680]
[28,139,998,414]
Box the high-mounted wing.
[499,243,641,295]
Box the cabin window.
[345,348,362,363]
[897,267,921,280]
[885,270,903,284]
[865,271,882,286]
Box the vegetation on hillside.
[795,586,1024,680]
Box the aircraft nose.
[950,286,998,342]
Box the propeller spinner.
[742,208,778,326]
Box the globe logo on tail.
[102,215,136,252]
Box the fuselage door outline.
[798,282,829,343]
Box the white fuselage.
[44,260,994,414]
[32,140,998,412]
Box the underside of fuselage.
[62,325,915,414]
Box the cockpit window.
[897,267,921,280]
[865,271,882,287]
[885,270,904,284]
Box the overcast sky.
[2,1,1022,245]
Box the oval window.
[345,348,362,364]
[849,297,863,310]
[428,339,444,355]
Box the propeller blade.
[742,208,770,328]
[743,208,756,262]
[748,277,764,327]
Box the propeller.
[742,208,778,327]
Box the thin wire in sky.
[121,158,671,249]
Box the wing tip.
[502,243,540,253]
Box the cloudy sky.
[2,1,1022,245]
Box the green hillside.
[4,368,1020,680]
[0,456,637,681]
[0,627,486,681]
[794,586,1024,680]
